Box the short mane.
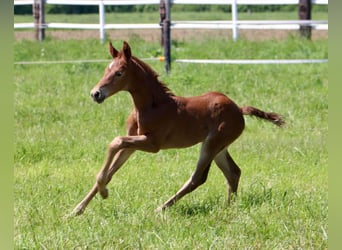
[131,56,175,97]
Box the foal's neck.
[128,57,174,111]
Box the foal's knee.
[109,136,123,150]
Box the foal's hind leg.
[156,140,217,212]
[214,149,241,205]
[156,163,211,212]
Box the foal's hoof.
[99,188,109,199]
[154,206,165,213]
[69,206,85,217]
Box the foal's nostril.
[92,90,101,101]
[91,89,105,103]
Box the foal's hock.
[71,41,285,216]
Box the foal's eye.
[115,71,123,77]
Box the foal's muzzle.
[91,89,105,103]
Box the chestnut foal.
[71,41,284,216]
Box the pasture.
[14,34,327,249]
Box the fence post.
[33,0,39,40]
[99,0,105,43]
[298,0,311,39]
[33,0,45,41]
[163,0,171,74]
[159,0,166,47]
[39,0,45,41]
[231,0,238,41]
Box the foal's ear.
[122,41,131,61]
[109,42,118,58]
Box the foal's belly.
[160,122,209,149]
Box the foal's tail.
[241,106,285,127]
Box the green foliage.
[14,36,327,249]
[46,4,98,14]
[14,3,328,15]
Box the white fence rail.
[14,58,328,65]
[14,0,328,42]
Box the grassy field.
[14,10,328,23]
[14,34,327,249]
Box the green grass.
[14,35,327,249]
[14,10,328,24]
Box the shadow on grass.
[173,182,294,216]
[238,181,291,210]
[174,196,225,217]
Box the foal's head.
[91,41,134,103]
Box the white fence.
[14,58,328,65]
[14,0,328,42]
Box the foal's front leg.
[71,149,134,216]
[96,135,159,198]
[96,138,121,199]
